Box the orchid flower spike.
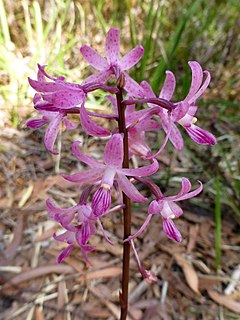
[126,178,203,243]
[63,134,159,216]
[80,28,145,97]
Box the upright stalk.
[116,75,131,320]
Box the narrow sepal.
[80,104,110,137]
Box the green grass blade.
[0,0,11,48]
[151,0,202,92]
[33,0,45,58]
[125,0,135,47]
[138,0,160,81]
[215,175,221,272]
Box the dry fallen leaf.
[4,265,74,290]
[34,306,46,320]
[208,290,240,314]
[78,267,122,282]
[174,254,200,295]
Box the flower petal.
[140,80,155,98]
[172,101,189,122]
[168,201,183,217]
[105,94,118,114]
[46,90,86,109]
[120,45,144,70]
[135,119,160,132]
[63,118,78,129]
[56,244,74,263]
[188,70,211,104]
[80,103,111,137]
[174,180,203,201]
[162,218,182,242]
[63,168,103,185]
[184,124,216,145]
[184,61,203,102]
[82,70,113,85]
[148,200,163,215]
[37,64,57,81]
[46,199,77,217]
[28,78,66,93]
[128,131,151,158]
[92,187,111,217]
[106,28,120,65]
[44,113,63,154]
[80,45,109,70]
[159,71,176,100]
[97,219,113,245]
[165,178,192,201]
[71,140,103,168]
[126,214,153,241]
[103,133,124,167]
[162,119,184,150]
[145,119,171,160]
[116,173,147,202]
[120,159,159,177]
[26,117,47,128]
[124,73,145,98]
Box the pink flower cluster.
[27,28,216,280]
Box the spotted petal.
[103,133,124,167]
[80,45,109,70]
[184,61,203,102]
[106,28,120,65]
[140,80,155,98]
[80,103,110,137]
[82,69,113,85]
[188,70,211,104]
[159,71,176,100]
[120,45,144,70]
[44,113,63,154]
[124,73,145,98]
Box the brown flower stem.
[116,75,131,320]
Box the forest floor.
[0,119,239,320]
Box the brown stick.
[116,74,131,320]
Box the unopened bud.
[116,73,125,89]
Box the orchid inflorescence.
[27,28,216,283]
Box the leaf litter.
[0,123,239,320]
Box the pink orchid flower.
[27,65,113,153]
[141,61,216,150]
[106,95,160,158]
[28,64,87,110]
[63,134,159,216]
[80,28,145,97]
[26,94,78,154]
[46,199,97,264]
[126,178,203,242]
